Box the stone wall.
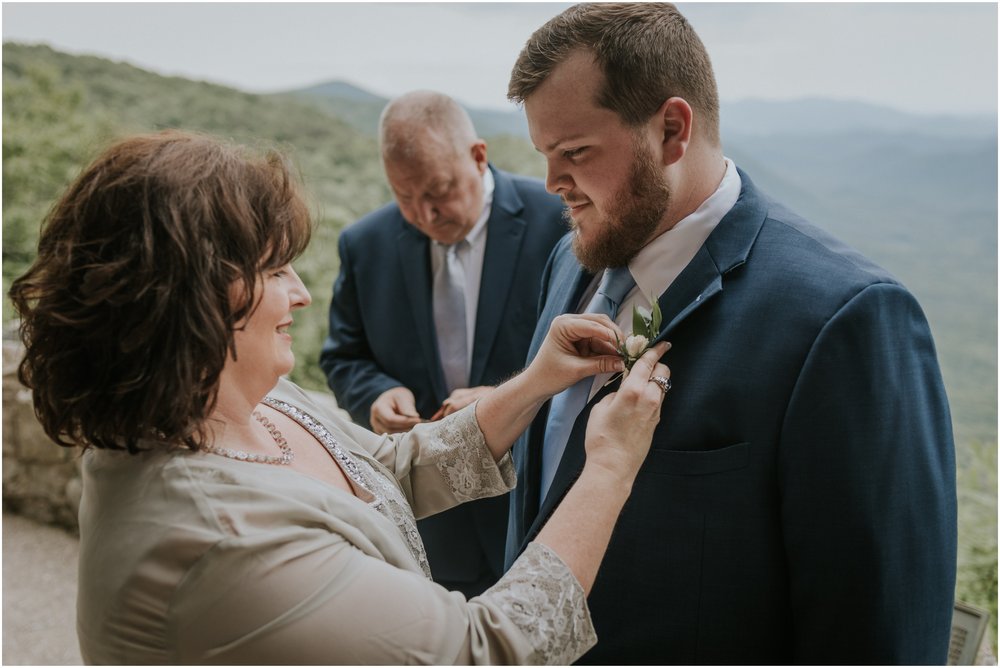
[3,341,83,531]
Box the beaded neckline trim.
[261,396,371,495]
[261,395,432,578]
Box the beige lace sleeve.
[481,542,598,665]
[422,401,515,501]
[391,401,516,518]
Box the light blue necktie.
[539,266,636,507]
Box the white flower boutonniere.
[609,299,664,382]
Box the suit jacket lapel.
[470,168,527,386]
[651,167,766,343]
[525,256,727,540]
[652,245,724,342]
[521,168,769,545]
[396,222,448,402]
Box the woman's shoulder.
[82,437,357,543]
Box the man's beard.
[569,140,670,273]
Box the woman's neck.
[207,375,276,446]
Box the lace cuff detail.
[423,401,516,502]
[482,542,597,665]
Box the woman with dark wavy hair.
[10,130,671,664]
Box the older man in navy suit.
[320,91,566,597]
[504,4,957,663]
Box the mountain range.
[288,79,998,140]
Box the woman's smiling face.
[226,264,312,391]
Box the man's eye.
[428,182,453,199]
[563,147,586,160]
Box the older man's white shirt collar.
[465,167,494,248]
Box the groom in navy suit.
[504,4,957,663]
[320,91,566,597]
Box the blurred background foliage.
[3,42,996,638]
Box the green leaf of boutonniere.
[650,300,662,338]
[633,306,649,340]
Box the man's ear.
[656,97,692,165]
[471,140,488,172]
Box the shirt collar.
[464,167,494,248]
[629,158,741,302]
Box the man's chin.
[571,231,609,274]
[427,224,466,245]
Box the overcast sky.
[3,2,997,117]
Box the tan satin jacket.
[76,378,596,664]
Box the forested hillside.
[3,42,995,635]
[2,43,543,394]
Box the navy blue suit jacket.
[506,169,957,663]
[320,165,566,589]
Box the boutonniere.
[607,299,663,385]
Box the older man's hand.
[370,386,424,434]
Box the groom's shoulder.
[754,196,900,293]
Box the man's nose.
[544,160,571,195]
[416,200,437,225]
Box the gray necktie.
[539,265,637,506]
[433,240,469,394]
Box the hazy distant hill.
[286,78,1000,141]
[722,97,998,139]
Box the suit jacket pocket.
[643,442,750,476]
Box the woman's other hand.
[584,343,670,483]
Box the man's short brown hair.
[508,3,720,144]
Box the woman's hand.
[475,314,626,461]
[583,343,671,483]
[526,314,625,399]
